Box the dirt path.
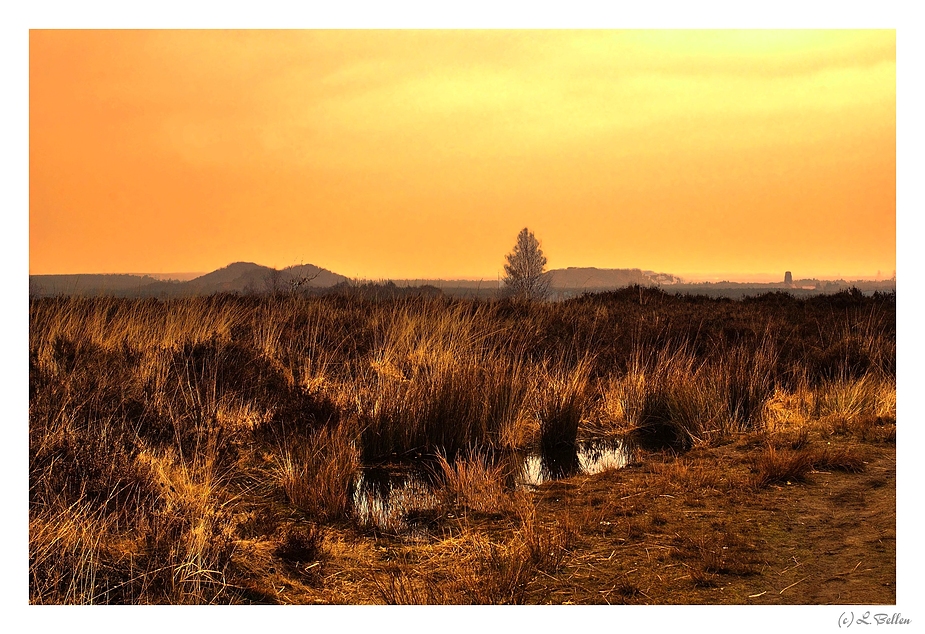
[529,434,896,604]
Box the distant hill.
[181,262,272,293]
[185,262,350,294]
[545,267,682,291]
[284,263,349,288]
[30,262,350,298]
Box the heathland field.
[29,287,896,604]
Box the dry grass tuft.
[435,453,510,516]
[751,444,815,489]
[367,498,573,605]
[353,303,533,460]
[618,345,713,450]
[673,526,759,586]
[789,426,811,450]
[808,445,868,473]
[815,375,896,424]
[515,502,575,574]
[537,354,594,451]
[275,422,359,522]
[371,563,446,605]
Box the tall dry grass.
[536,354,594,451]
[275,421,360,522]
[713,332,778,432]
[353,302,533,460]
[814,373,896,422]
[29,288,895,603]
[434,452,511,515]
[29,296,355,603]
[597,330,779,448]
[616,343,715,449]
[370,503,573,605]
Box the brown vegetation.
[29,287,895,603]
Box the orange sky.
[29,30,895,281]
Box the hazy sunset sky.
[29,29,895,281]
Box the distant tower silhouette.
[784,271,793,286]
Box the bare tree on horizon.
[263,263,322,296]
[500,227,549,301]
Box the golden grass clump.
[537,354,594,451]
[711,332,778,432]
[275,422,360,522]
[751,444,815,489]
[369,517,573,605]
[354,302,533,460]
[807,444,868,473]
[815,375,896,424]
[133,448,240,603]
[29,500,115,604]
[618,344,715,450]
[652,458,721,492]
[435,453,510,516]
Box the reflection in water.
[352,466,441,535]
[580,439,631,474]
[351,439,630,534]
[515,439,629,487]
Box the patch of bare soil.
[528,432,895,604]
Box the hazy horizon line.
[29,264,896,285]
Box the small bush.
[275,525,324,565]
